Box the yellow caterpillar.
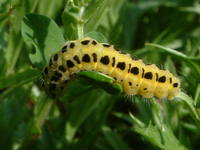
[42,37,180,99]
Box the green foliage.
[0,0,200,150]
[22,14,65,69]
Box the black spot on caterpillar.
[100,56,110,65]
[82,54,91,63]
[66,60,75,68]
[42,37,180,99]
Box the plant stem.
[77,6,85,39]
[77,22,84,39]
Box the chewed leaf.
[21,14,65,69]
[78,71,114,83]
[57,71,122,100]
[78,71,123,94]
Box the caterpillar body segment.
[42,37,180,99]
[154,69,171,99]
[61,40,82,74]
[138,64,159,98]
[168,76,180,99]
[109,53,130,83]
[123,59,146,95]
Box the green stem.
[77,22,84,39]
[30,0,39,12]
[194,83,200,106]
[77,6,85,39]
[129,112,145,128]
[36,97,53,128]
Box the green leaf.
[0,69,40,89]
[61,71,123,101]
[64,90,115,150]
[85,31,108,43]
[145,43,200,76]
[84,0,110,32]
[65,90,111,141]
[102,126,131,150]
[177,92,200,124]
[116,112,188,150]
[0,87,31,150]
[133,123,188,150]
[83,0,106,21]
[145,43,195,60]
[78,71,113,84]
[21,14,65,69]
[80,71,123,94]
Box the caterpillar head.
[123,60,145,95]
[123,76,140,95]
[153,69,180,99]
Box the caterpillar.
[42,37,180,99]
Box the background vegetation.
[0,0,200,150]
